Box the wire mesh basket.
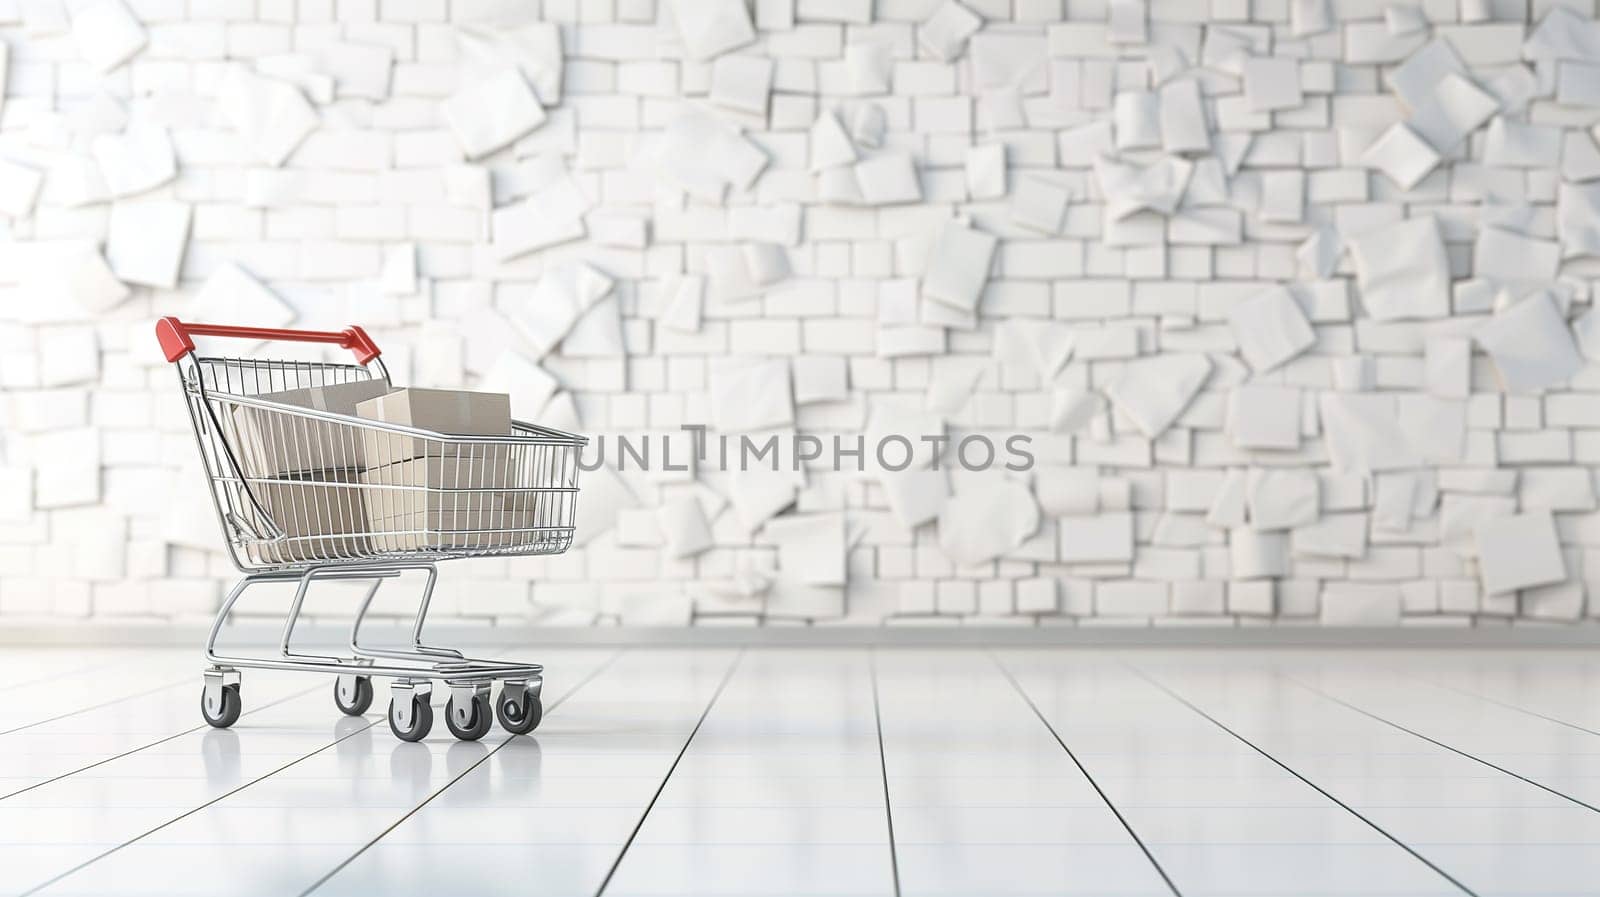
[169,325,585,571]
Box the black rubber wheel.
[388,695,433,742]
[201,683,242,729]
[445,693,493,741]
[496,684,542,735]
[333,676,374,716]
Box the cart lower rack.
[158,317,586,741]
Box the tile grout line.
[297,648,630,897]
[592,648,745,897]
[20,701,387,896]
[1124,662,1480,897]
[867,647,902,897]
[1282,672,1600,815]
[0,655,154,694]
[1401,669,1600,741]
[0,676,196,737]
[0,681,324,803]
[988,651,1183,897]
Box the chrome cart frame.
[158,317,585,742]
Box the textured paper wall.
[4,0,1600,629]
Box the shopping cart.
[157,317,586,742]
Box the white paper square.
[1009,175,1071,233]
[106,199,190,289]
[657,496,714,559]
[91,117,175,198]
[1291,513,1367,559]
[1228,286,1316,373]
[1408,74,1497,152]
[919,0,982,62]
[1346,216,1451,321]
[1259,170,1305,223]
[854,153,921,205]
[0,158,42,218]
[217,68,318,168]
[844,41,892,95]
[1107,0,1145,43]
[1102,353,1212,439]
[1094,154,1193,220]
[964,143,1005,201]
[1484,117,1563,167]
[810,110,856,171]
[969,31,1047,94]
[573,464,639,546]
[1425,336,1471,398]
[443,68,545,160]
[1386,4,1427,36]
[1475,226,1561,284]
[1475,290,1586,393]
[1159,78,1210,154]
[880,467,949,529]
[766,512,848,585]
[1385,37,1464,110]
[1113,91,1161,150]
[1059,511,1133,563]
[742,243,790,286]
[71,0,145,74]
[1475,511,1567,595]
[1050,387,1103,433]
[658,274,704,333]
[1558,182,1600,259]
[850,104,887,148]
[1246,468,1319,531]
[1318,393,1421,473]
[190,262,294,328]
[512,260,613,357]
[1230,528,1289,579]
[710,358,794,432]
[1242,56,1302,111]
[491,175,590,261]
[710,55,774,115]
[1227,385,1301,450]
[479,350,559,421]
[668,0,756,61]
[22,241,128,315]
[938,480,1040,566]
[562,296,625,357]
[1361,122,1440,190]
[921,220,996,311]
[792,356,848,404]
[1396,394,1466,462]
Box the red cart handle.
[156,316,382,365]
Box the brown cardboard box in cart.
[227,379,394,562]
[354,387,512,468]
[230,379,394,476]
[238,468,372,563]
[360,448,543,551]
[352,388,522,551]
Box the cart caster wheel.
[496,684,542,735]
[388,695,433,742]
[201,683,242,729]
[334,676,373,716]
[446,693,493,741]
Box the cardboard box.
[354,387,512,467]
[360,447,545,551]
[231,379,393,477]
[238,468,371,563]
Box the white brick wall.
[4,0,1600,629]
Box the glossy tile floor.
[1,646,1599,896]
